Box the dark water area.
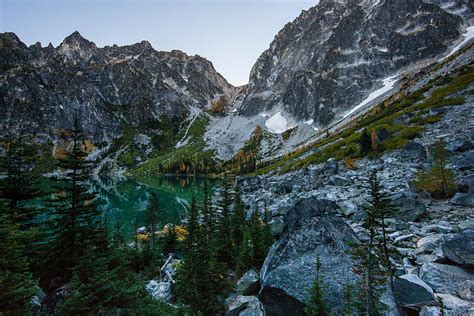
[91,176,217,238]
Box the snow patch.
[265,112,291,134]
[443,26,474,60]
[343,74,398,118]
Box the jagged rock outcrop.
[0,31,234,142]
[259,198,358,315]
[240,0,471,127]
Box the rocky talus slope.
[230,44,474,315]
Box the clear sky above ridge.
[0,0,318,86]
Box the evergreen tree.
[47,113,101,286]
[0,202,37,315]
[217,173,233,268]
[414,140,455,198]
[162,223,178,256]
[366,172,397,290]
[359,127,372,155]
[231,189,246,267]
[145,191,160,249]
[131,216,142,273]
[341,283,357,315]
[175,196,227,314]
[0,132,42,225]
[305,256,328,316]
[175,197,203,313]
[201,179,214,243]
[59,220,153,314]
[0,132,46,290]
[348,173,390,315]
[236,228,254,275]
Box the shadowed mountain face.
[0,0,472,149]
[0,31,234,141]
[239,0,472,127]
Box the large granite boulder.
[391,190,427,222]
[456,152,474,170]
[403,142,427,160]
[259,197,358,315]
[442,230,474,268]
[447,138,473,153]
[393,274,436,307]
[435,294,472,315]
[450,193,474,207]
[419,262,474,296]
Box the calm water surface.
[91,176,216,238]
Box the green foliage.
[0,204,37,315]
[175,196,228,315]
[47,113,102,287]
[59,226,143,314]
[131,114,219,177]
[359,127,372,155]
[341,283,357,315]
[175,182,274,313]
[413,140,455,198]
[305,256,328,316]
[347,171,399,315]
[145,192,160,249]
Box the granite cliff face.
[240,0,472,127]
[0,31,233,141]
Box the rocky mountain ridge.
[0,31,234,142]
[240,0,473,127]
[1,0,474,171]
[230,42,474,315]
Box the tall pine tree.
[47,113,101,287]
[305,256,328,316]
[0,201,37,315]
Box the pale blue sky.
[0,0,317,86]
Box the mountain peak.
[64,31,85,42]
[0,32,24,48]
[57,31,98,63]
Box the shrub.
[413,140,456,198]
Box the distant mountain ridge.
[0,31,234,141]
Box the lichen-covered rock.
[391,190,427,222]
[435,293,472,315]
